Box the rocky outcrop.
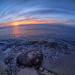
[16,50,43,69]
[0,39,75,75]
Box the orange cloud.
[10,19,49,26]
[0,18,66,27]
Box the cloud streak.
[0,0,75,25]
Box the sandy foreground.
[17,68,38,75]
[17,68,54,75]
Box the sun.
[9,19,50,26]
[11,22,21,26]
[11,21,33,26]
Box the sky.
[0,0,75,26]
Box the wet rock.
[48,42,58,49]
[0,43,8,52]
[4,53,15,65]
[16,50,43,69]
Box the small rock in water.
[16,50,43,69]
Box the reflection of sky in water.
[0,24,75,40]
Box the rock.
[4,53,15,65]
[16,50,43,69]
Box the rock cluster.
[16,50,43,69]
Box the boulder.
[16,50,43,69]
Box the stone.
[16,50,43,69]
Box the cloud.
[0,0,75,25]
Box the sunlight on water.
[0,24,75,40]
[12,25,23,38]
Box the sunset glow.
[0,18,74,27]
[0,0,75,27]
[9,19,50,26]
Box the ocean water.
[0,24,75,40]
